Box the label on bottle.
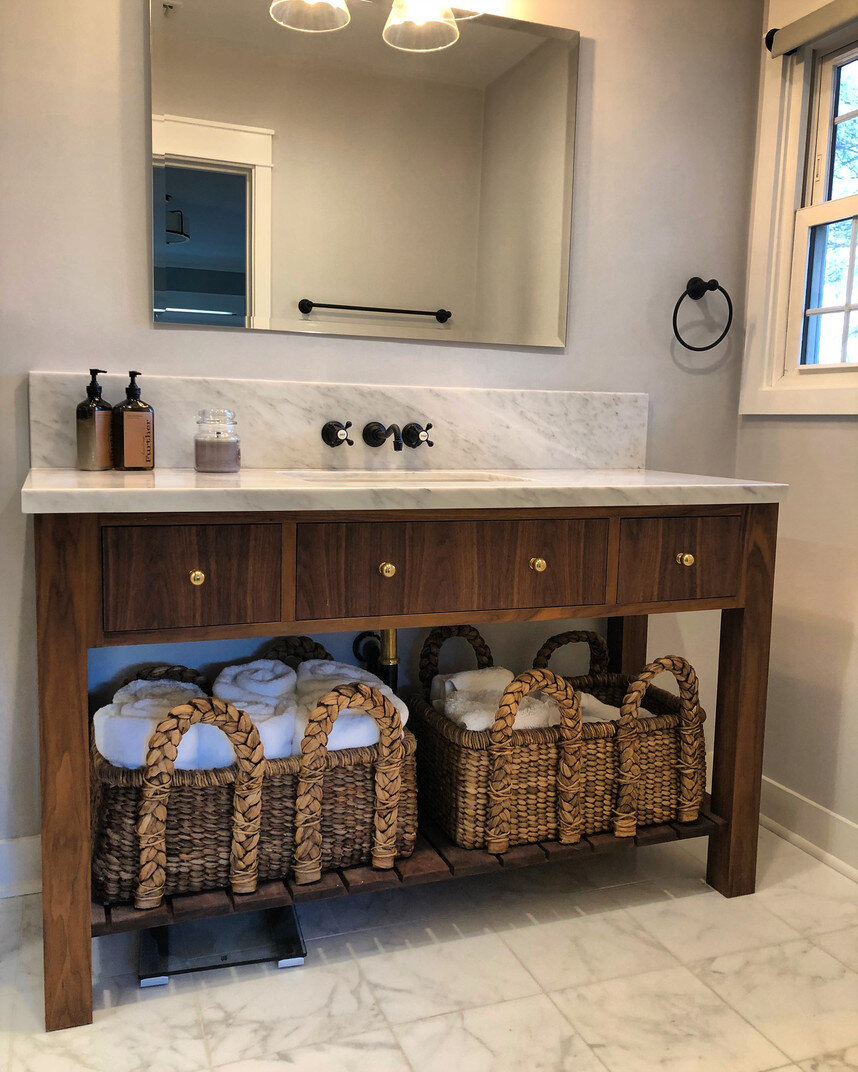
[122,411,154,468]
[93,410,113,469]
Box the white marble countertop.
[20,468,787,513]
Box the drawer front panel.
[295,518,608,619]
[617,514,743,604]
[103,524,282,632]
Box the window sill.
[739,370,858,415]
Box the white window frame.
[152,115,274,329]
[741,28,858,414]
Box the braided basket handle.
[613,655,704,838]
[258,635,334,666]
[418,625,494,693]
[119,663,208,689]
[135,698,266,909]
[292,683,404,885]
[532,631,610,676]
[485,669,582,854]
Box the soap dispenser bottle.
[76,368,113,471]
[112,370,154,471]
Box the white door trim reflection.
[152,114,274,329]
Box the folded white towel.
[430,668,514,712]
[213,659,297,719]
[580,693,620,723]
[294,660,408,753]
[431,666,619,733]
[94,678,207,769]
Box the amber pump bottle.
[76,368,113,471]
[112,371,154,471]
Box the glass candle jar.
[194,409,241,473]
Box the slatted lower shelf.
[91,802,724,938]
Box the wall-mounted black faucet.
[321,420,354,447]
[403,422,434,448]
[363,422,403,452]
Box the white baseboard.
[0,835,41,899]
[760,776,858,883]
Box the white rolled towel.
[94,678,207,770]
[294,660,408,753]
[212,659,297,719]
[430,667,514,712]
[192,695,300,768]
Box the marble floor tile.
[395,993,607,1072]
[501,908,677,990]
[627,889,801,961]
[693,939,858,1062]
[551,965,786,1072]
[358,932,540,1024]
[8,989,207,1072]
[798,1046,858,1070]
[198,957,385,1067]
[812,926,858,973]
[754,858,858,936]
[576,839,709,896]
[205,1027,411,1072]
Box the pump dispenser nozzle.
[125,371,142,400]
[86,369,107,400]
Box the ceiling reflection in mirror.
[150,1,578,346]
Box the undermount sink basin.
[277,469,530,484]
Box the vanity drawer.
[295,518,609,619]
[617,514,743,605]
[102,524,282,632]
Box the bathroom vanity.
[23,467,783,1031]
[21,375,786,1030]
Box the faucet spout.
[388,424,403,451]
[362,421,404,451]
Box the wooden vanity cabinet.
[295,517,609,619]
[34,501,778,1032]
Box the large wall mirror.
[150,1,578,346]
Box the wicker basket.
[410,625,706,851]
[91,640,417,907]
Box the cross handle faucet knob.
[321,420,353,447]
[403,422,434,448]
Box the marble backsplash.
[29,373,647,471]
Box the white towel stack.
[94,656,412,771]
[93,678,209,770]
[294,660,409,753]
[211,659,299,767]
[431,667,619,732]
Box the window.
[787,46,858,367]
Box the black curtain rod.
[298,298,451,324]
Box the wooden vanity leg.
[606,616,648,674]
[706,504,778,898]
[35,514,98,1030]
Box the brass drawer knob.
[189,569,206,586]
[379,561,397,579]
[676,553,695,567]
[529,556,548,573]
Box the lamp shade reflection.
[382,0,460,52]
[269,0,351,33]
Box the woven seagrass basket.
[91,638,417,907]
[410,625,706,851]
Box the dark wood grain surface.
[35,514,98,1030]
[617,513,743,604]
[102,523,282,632]
[295,518,608,619]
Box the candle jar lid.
[197,408,237,426]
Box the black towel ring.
[672,276,733,352]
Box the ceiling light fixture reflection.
[269,0,351,33]
[383,0,459,51]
